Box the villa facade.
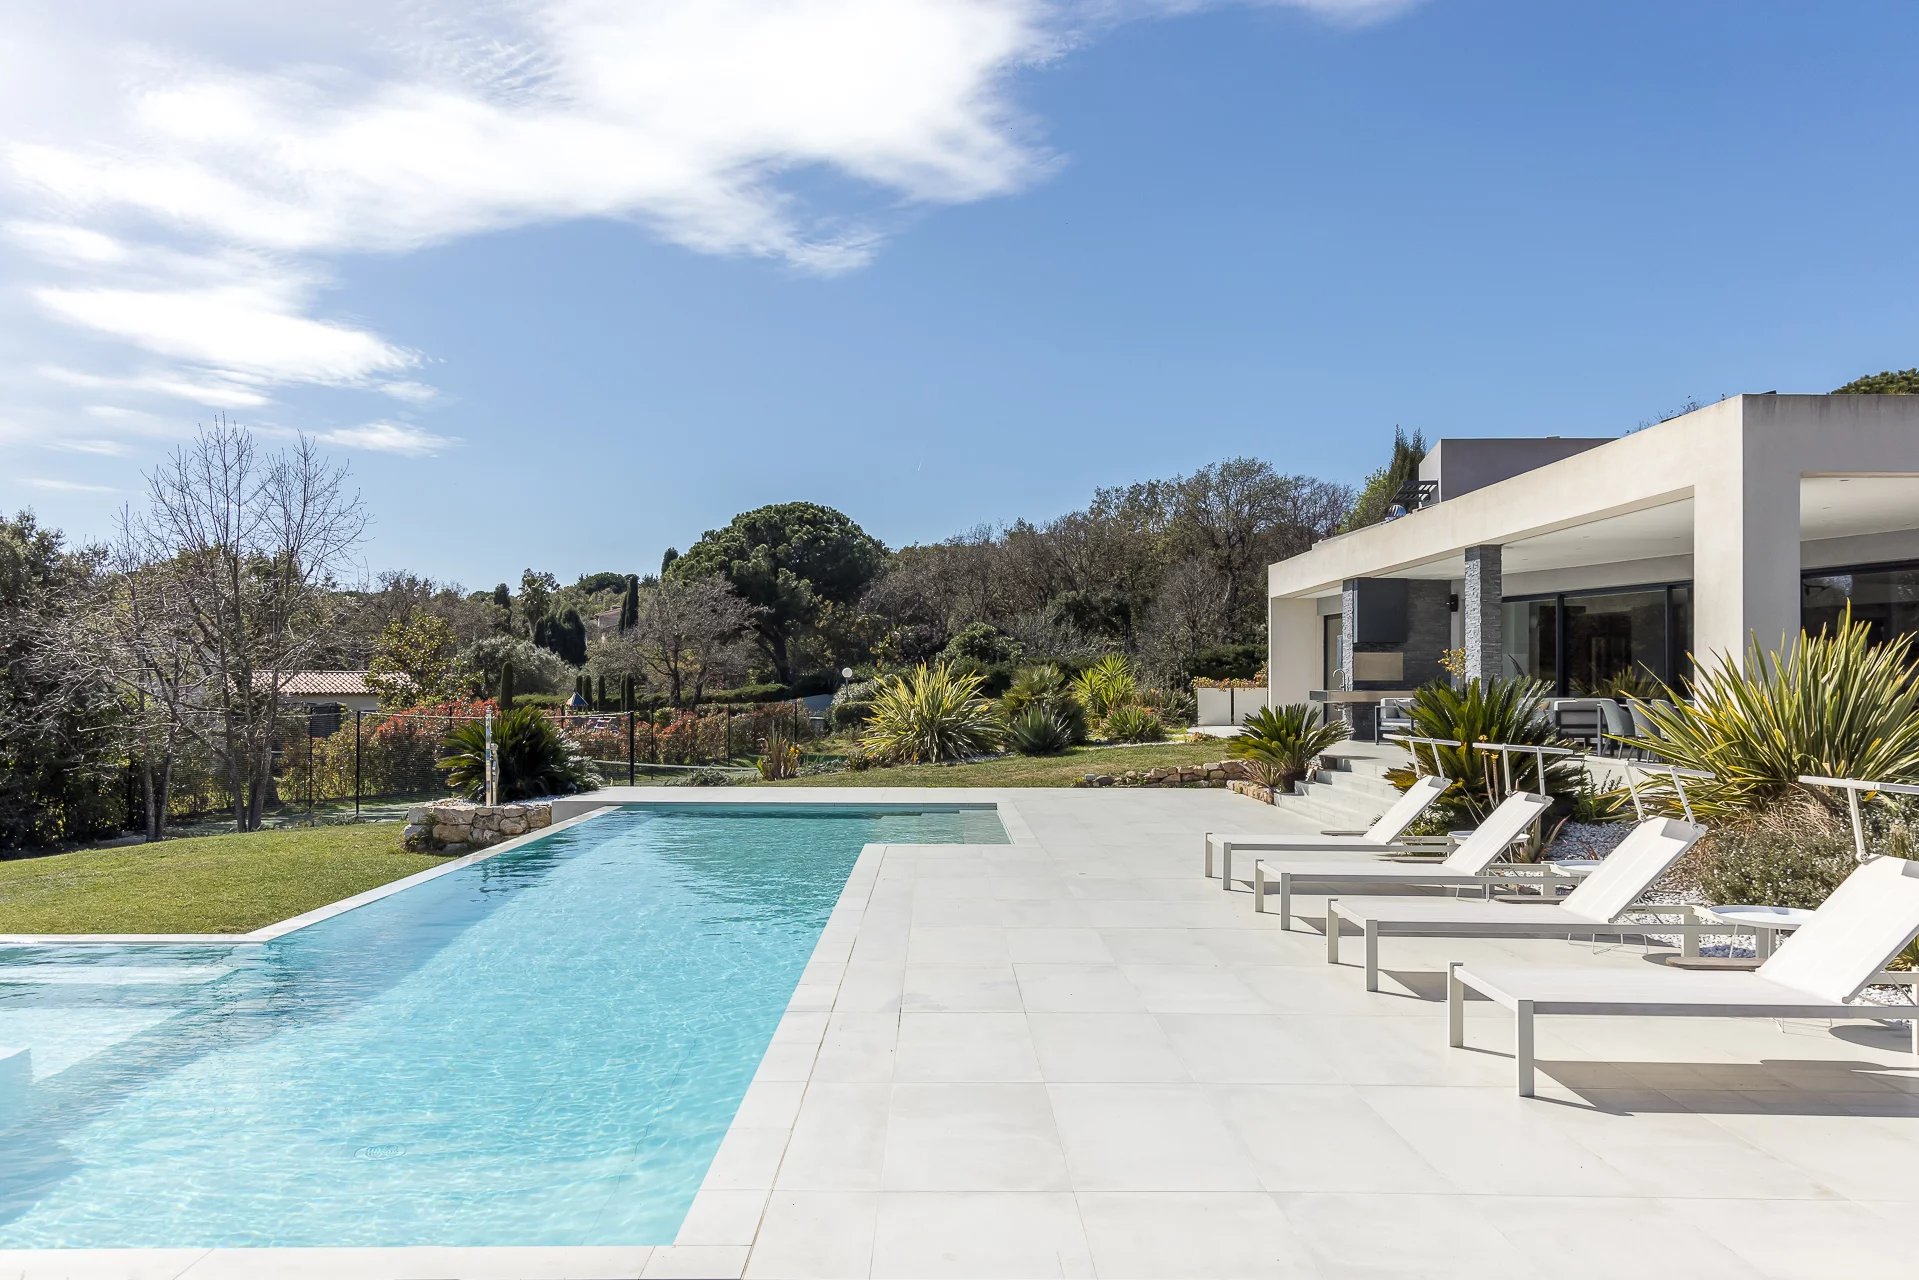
[1266,393,1919,729]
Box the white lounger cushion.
[1210,775,1450,853]
[1331,817,1703,930]
[1452,964,1868,1018]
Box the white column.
[1268,595,1320,706]
[1691,454,1800,670]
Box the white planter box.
[1196,687,1267,727]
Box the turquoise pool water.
[0,803,1005,1247]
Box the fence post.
[306,705,316,828]
[353,709,363,822]
[628,710,636,786]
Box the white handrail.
[1471,740,1577,795]
[1626,761,1710,824]
[1386,734,1464,781]
[1797,774,1919,863]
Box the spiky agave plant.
[1228,703,1350,798]
[1381,677,1582,825]
[1006,706,1075,757]
[1001,664,1089,744]
[1623,612,1919,822]
[860,662,1004,764]
[1100,704,1165,744]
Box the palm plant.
[439,707,601,801]
[1381,677,1583,825]
[1006,706,1075,756]
[1001,664,1089,744]
[1072,653,1138,720]
[1622,613,1919,821]
[1228,703,1350,798]
[860,662,1004,764]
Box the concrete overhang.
[1269,395,1919,600]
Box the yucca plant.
[1381,677,1584,825]
[1007,706,1075,756]
[1001,664,1089,744]
[1100,704,1165,744]
[1228,703,1350,798]
[1622,613,1919,822]
[860,662,1004,764]
[439,707,601,801]
[756,725,803,780]
[1072,653,1139,720]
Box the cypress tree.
[597,673,607,709]
[619,574,639,633]
[500,661,516,711]
[622,674,634,712]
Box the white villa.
[1266,392,1919,730]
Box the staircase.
[1277,747,1406,832]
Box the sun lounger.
[1203,774,1451,889]
[1253,790,1556,929]
[1448,853,1919,1095]
[1325,816,1706,990]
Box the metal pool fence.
[177,700,815,828]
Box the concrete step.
[1309,767,1403,803]
[1316,750,1400,780]
[1284,779,1389,831]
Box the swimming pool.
[0,803,1006,1247]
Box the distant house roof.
[278,670,378,698]
[593,606,622,638]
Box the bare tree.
[630,576,756,706]
[1137,556,1230,687]
[56,515,210,841]
[128,422,366,830]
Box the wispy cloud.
[317,421,457,457]
[27,476,117,492]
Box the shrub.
[1189,642,1265,682]
[1228,703,1349,795]
[1100,704,1166,744]
[1000,665,1088,744]
[1072,653,1139,720]
[1007,707,1075,756]
[1382,677,1584,826]
[942,622,1023,667]
[860,662,1004,764]
[439,707,601,801]
[756,725,803,780]
[676,767,737,787]
[1625,613,1919,822]
[1686,796,1857,909]
[1140,685,1196,728]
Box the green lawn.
[764,740,1232,788]
[0,822,444,935]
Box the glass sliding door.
[1501,583,1690,696]
[1803,562,1919,649]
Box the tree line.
[2,423,1372,848]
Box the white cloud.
[41,365,271,408]
[317,421,457,457]
[35,279,417,386]
[43,436,129,456]
[0,0,1422,458]
[378,380,441,404]
[26,476,117,492]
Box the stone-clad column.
[1463,545,1503,685]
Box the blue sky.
[2,0,1915,587]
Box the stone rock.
[404,806,431,825]
[432,822,470,843]
[498,818,527,837]
[528,807,552,829]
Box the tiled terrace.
[6,787,1916,1279]
[665,787,1919,1280]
